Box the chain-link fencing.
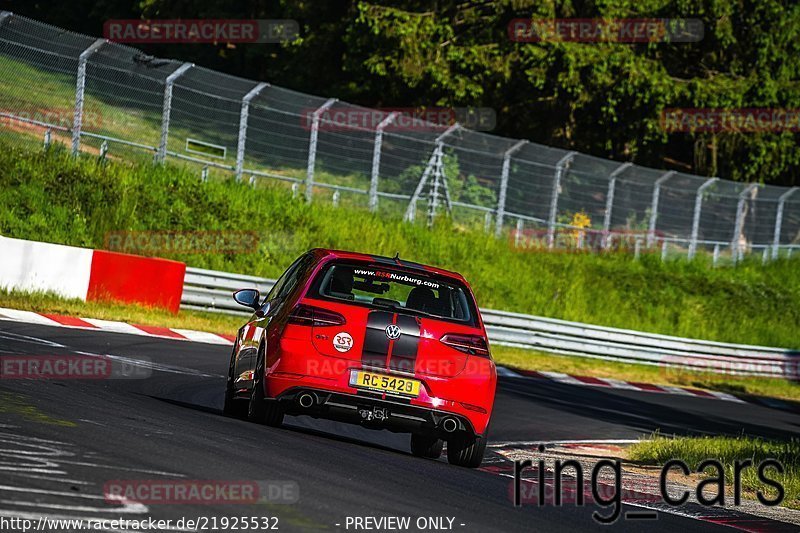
[1,12,798,264]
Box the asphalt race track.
[1,321,799,532]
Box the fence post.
[404,125,458,223]
[369,112,398,212]
[712,243,720,266]
[495,140,527,237]
[603,162,632,249]
[71,38,105,155]
[427,146,443,228]
[647,170,675,248]
[730,183,758,261]
[158,62,193,163]
[772,187,798,259]
[547,151,577,249]
[515,219,523,247]
[236,82,268,182]
[688,177,718,259]
[305,98,337,202]
[404,150,438,222]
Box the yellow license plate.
[351,371,421,397]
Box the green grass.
[629,436,800,509]
[2,288,799,402]
[494,346,800,401]
[1,141,799,350]
[0,288,243,335]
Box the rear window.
[313,262,478,326]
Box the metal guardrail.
[181,267,799,379]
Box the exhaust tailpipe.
[441,417,458,433]
[297,393,315,409]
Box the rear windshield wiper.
[373,299,440,319]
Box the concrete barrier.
[0,235,186,313]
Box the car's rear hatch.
[296,259,486,379]
[307,301,473,378]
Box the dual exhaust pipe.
[297,393,316,409]
[441,417,458,433]
[296,392,458,433]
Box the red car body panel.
[230,249,497,437]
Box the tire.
[223,347,248,419]
[247,344,284,427]
[410,433,444,459]
[446,433,487,468]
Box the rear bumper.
[264,337,496,435]
[276,387,476,438]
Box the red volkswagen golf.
[224,249,497,467]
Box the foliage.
[1,142,798,349]
[4,1,800,185]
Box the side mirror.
[233,289,261,311]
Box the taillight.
[288,304,346,327]
[440,333,491,358]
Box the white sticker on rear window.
[333,332,354,352]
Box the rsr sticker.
[333,332,353,352]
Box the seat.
[329,268,355,300]
[405,287,440,315]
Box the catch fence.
[1,12,798,262]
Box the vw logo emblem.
[385,324,401,340]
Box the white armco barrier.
[0,235,93,300]
[180,266,800,379]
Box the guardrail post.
[158,62,193,163]
[547,151,577,248]
[730,183,758,263]
[495,140,527,237]
[305,98,337,202]
[236,82,268,182]
[688,177,718,260]
[71,38,105,155]
[603,162,632,249]
[369,112,398,212]
[647,170,675,248]
[772,187,798,259]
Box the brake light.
[288,304,346,327]
[440,334,490,358]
